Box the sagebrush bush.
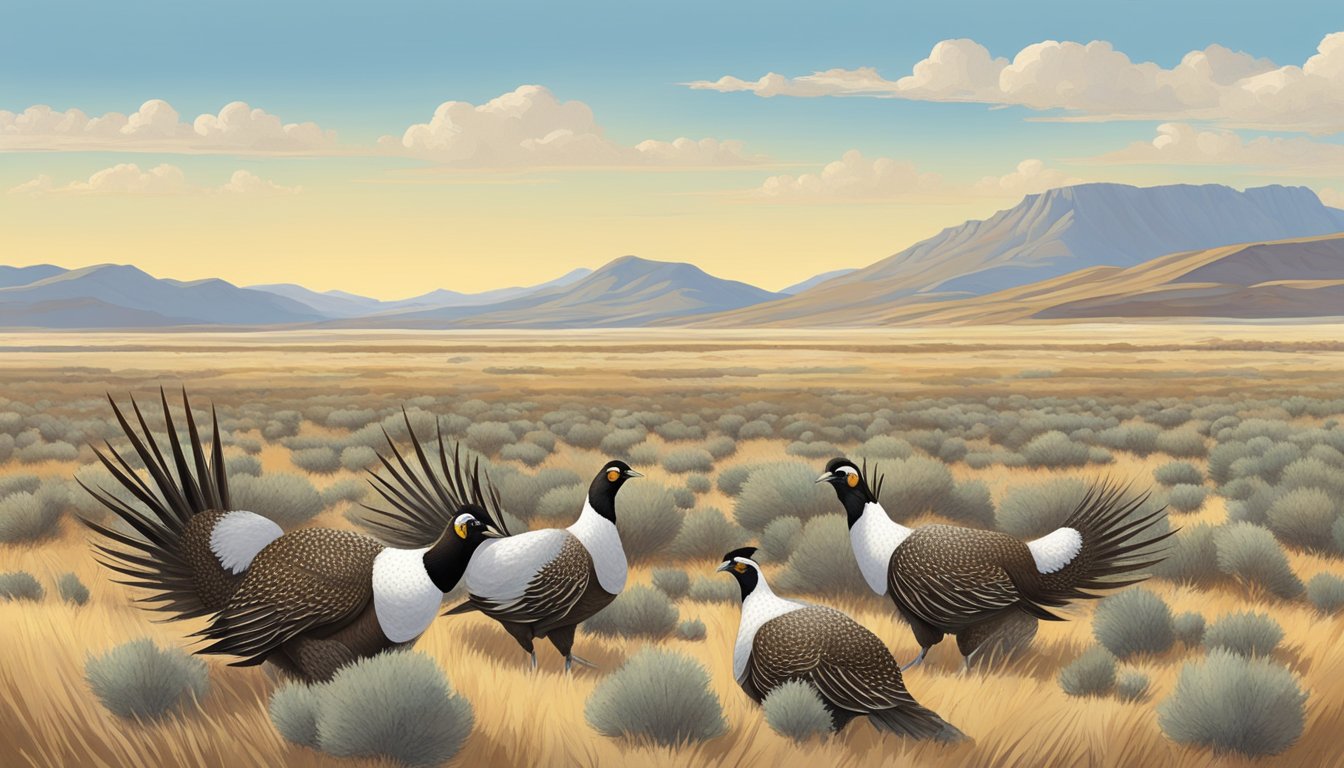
[600,428,648,457]
[1156,428,1208,458]
[685,473,712,495]
[339,445,378,472]
[465,422,514,456]
[319,479,367,510]
[857,435,913,460]
[687,577,739,604]
[270,683,320,748]
[317,651,473,766]
[661,448,714,475]
[1154,461,1204,487]
[996,477,1087,538]
[1154,524,1220,585]
[716,465,754,497]
[1092,588,1174,659]
[760,516,804,563]
[676,618,706,641]
[0,487,65,543]
[585,585,679,639]
[1307,573,1344,614]
[16,440,79,463]
[1266,488,1337,551]
[0,474,40,498]
[1166,484,1207,513]
[0,571,44,601]
[616,482,682,561]
[231,473,324,527]
[534,483,584,521]
[875,457,956,521]
[1214,522,1303,598]
[1021,431,1090,467]
[291,446,340,475]
[85,638,208,719]
[703,436,737,460]
[668,507,748,561]
[1173,612,1206,646]
[1158,650,1305,757]
[734,462,832,531]
[652,568,690,600]
[1203,612,1283,657]
[1115,671,1149,702]
[763,680,833,742]
[500,442,549,467]
[224,453,263,477]
[585,648,726,747]
[58,572,89,605]
[776,515,869,597]
[1059,646,1116,697]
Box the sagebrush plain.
[2,325,1343,768]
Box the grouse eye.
[454,520,469,539]
[847,473,860,488]
[607,469,621,482]
[732,562,748,574]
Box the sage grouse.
[718,547,966,741]
[81,391,501,682]
[435,459,642,671]
[818,457,1170,670]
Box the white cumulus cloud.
[685,33,1344,133]
[753,150,942,199]
[380,85,762,167]
[972,159,1083,197]
[1095,122,1344,174]
[0,99,338,154]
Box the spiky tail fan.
[354,409,511,549]
[79,389,237,619]
[869,703,970,743]
[1035,481,1174,608]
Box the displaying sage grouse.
[818,457,1171,670]
[433,459,641,671]
[718,547,966,742]
[81,390,501,682]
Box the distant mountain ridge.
[683,183,1344,326]
[333,255,783,328]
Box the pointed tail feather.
[1035,480,1174,605]
[80,389,242,618]
[868,703,971,743]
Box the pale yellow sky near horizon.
[1,177,1009,298]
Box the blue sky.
[3,2,1344,296]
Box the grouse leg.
[900,646,930,671]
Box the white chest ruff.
[733,587,805,680]
[567,503,627,594]
[850,503,912,595]
[371,547,443,643]
[465,529,568,601]
[1028,527,1083,574]
[209,511,283,575]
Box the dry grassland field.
[2,324,1343,768]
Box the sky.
[3,1,1344,298]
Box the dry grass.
[2,325,1342,767]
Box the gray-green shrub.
[1214,522,1303,598]
[58,572,89,605]
[776,515,869,597]
[1115,671,1149,702]
[734,462,832,531]
[0,474,40,498]
[85,638,208,720]
[1307,573,1344,614]
[1155,461,1203,487]
[0,571,44,601]
[1021,431,1089,467]
[1173,612,1206,646]
[760,516,804,563]
[585,648,726,747]
[651,568,690,600]
[716,465,754,497]
[616,482,682,561]
[1059,646,1116,697]
[1154,524,1219,584]
[1266,488,1337,551]
[269,683,320,748]
[668,507,748,561]
[339,445,378,472]
[763,680,833,742]
[676,618,706,641]
[231,473,324,527]
[500,442,550,467]
[688,577,739,604]
[0,488,65,542]
[1166,484,1207,513]
[585,585,678,639]
[1092,588,1174,659]
[1203,612,1283,657]
[317,651,473,766]
[997,478,1087,538]
[1158,650,1305,756]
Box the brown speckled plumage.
[743,606,962,740]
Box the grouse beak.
[815,471,835,484]
[715,561,732,573]
[482,525,504,539]
[623,469,644,479]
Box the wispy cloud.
[1093,123,1344,175]
[8,163,300,196]
[686,32,1344,133]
